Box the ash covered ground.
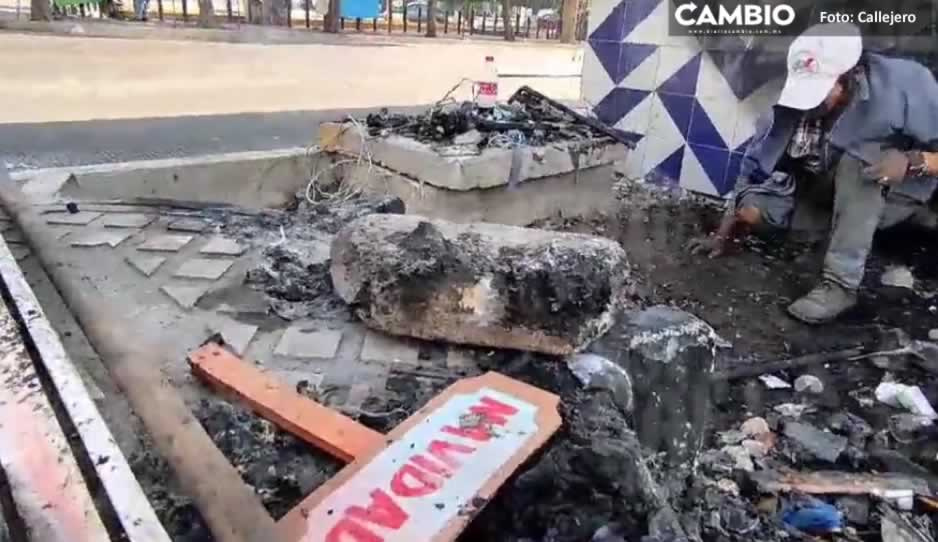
[131,181,938,541]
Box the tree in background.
[501,0,513,40]
[559,0,576,42]
[426,0,438,36]
[262,0,289,24]
[198,0,215,25]
[324,0,341,31]
[31,0,51,19]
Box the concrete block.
[360,330,420,365]
[138,234,193,252]
[173,258,234,280]
[100,213,154,229]
[160,284,210,309]
[346,161,619,226]
[333,126,627,191]
[199,237,245,256]
[333,215,628,355]
[45,211,102,225]
[125,254,166,277]
[69,230,134,248]
[274,326,343,360]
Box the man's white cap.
[777,23,863,110]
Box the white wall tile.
[614,91,655,133]
[680,145,720,196]
[694,95,738,148]
[654,44,700,88]
[588,0,621,36]
[581,45,615,106]
[619,48,660,91]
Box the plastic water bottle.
[476,56,499,109]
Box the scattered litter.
[452,129,483,146]
[740,416,771,437]
[722,445,755,472]
[66,201,79,214]
[742,439,770,458]
[759,374,792,389]
[748,470,931,496]
[882,265,916,289]
[875,381,938,419]
[794,374,823,394]
[836,495,870,526]
[567,353,633,413]
[718,430,746,446]
[591,525,626,542]
[774,403,810,418]
[783,421,848,463]
[781,497,843,534]
[881,489,915,511]
[827,412,874,444]
[889,413,935,442]
[880,505,936,542]
[717,479,740,496]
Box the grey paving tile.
[160,284,210,309]
[199,237,245,257]
[173,258,234,280]
[167,218,209,233]
[2,230,24,244]
[360,330,420,365]
[274,326,343,360]
[215,320,259,356]
[45,211,102,225]
[138,234,193,252]
[69,230,134,248]
[100,213,155,229]
[125,254,166,277]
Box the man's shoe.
[787,281,858,324]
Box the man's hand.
[689,235,729,258]
[863,149,910,185]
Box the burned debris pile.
[364,85,631,148]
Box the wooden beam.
[188,343,384,462]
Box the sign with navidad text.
[279,372,561,542]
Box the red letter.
[469,396,518,426]
[324,518,383,542]
[346,489,408,529]
[427,439,476,469]
[390,464,443,498]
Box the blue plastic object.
[781,497,844,534]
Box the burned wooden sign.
[279,372,561,541]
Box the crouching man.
[692,23,938,324]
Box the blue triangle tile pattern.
[690,144,730,194]
[657,93,694,138]
[618,43,658,85]
[585,0,785,196]
[655,146,684,185]
[657,54,701,96]
[589,40,622,85]
[687,99,727,149]
[588,1,627,42]
[621,0,661,42]
[595,88,651,126]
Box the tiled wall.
[582,0,785,197]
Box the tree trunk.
[324,0,340,31]
[198,0,215,26]
[559,0,576,43]
[31,0,52,20]
[426,0,437,36]
[262,0,288,24]
[501,0,513,40]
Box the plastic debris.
[717,479,740,495]
[568,353,633,413]
[781,497,843,534]
[774,403,810,418]
[794,374,824,394]
[742,439,769,458]
[723,445,755,472]
[759,374,792,389]
[875,382,938,419]
[740,416,771,436]
[783,421,847,463]
[881,489,915,511]
[881,265,916,289]
[889,413,935,442]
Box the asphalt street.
[0,106,424,171]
